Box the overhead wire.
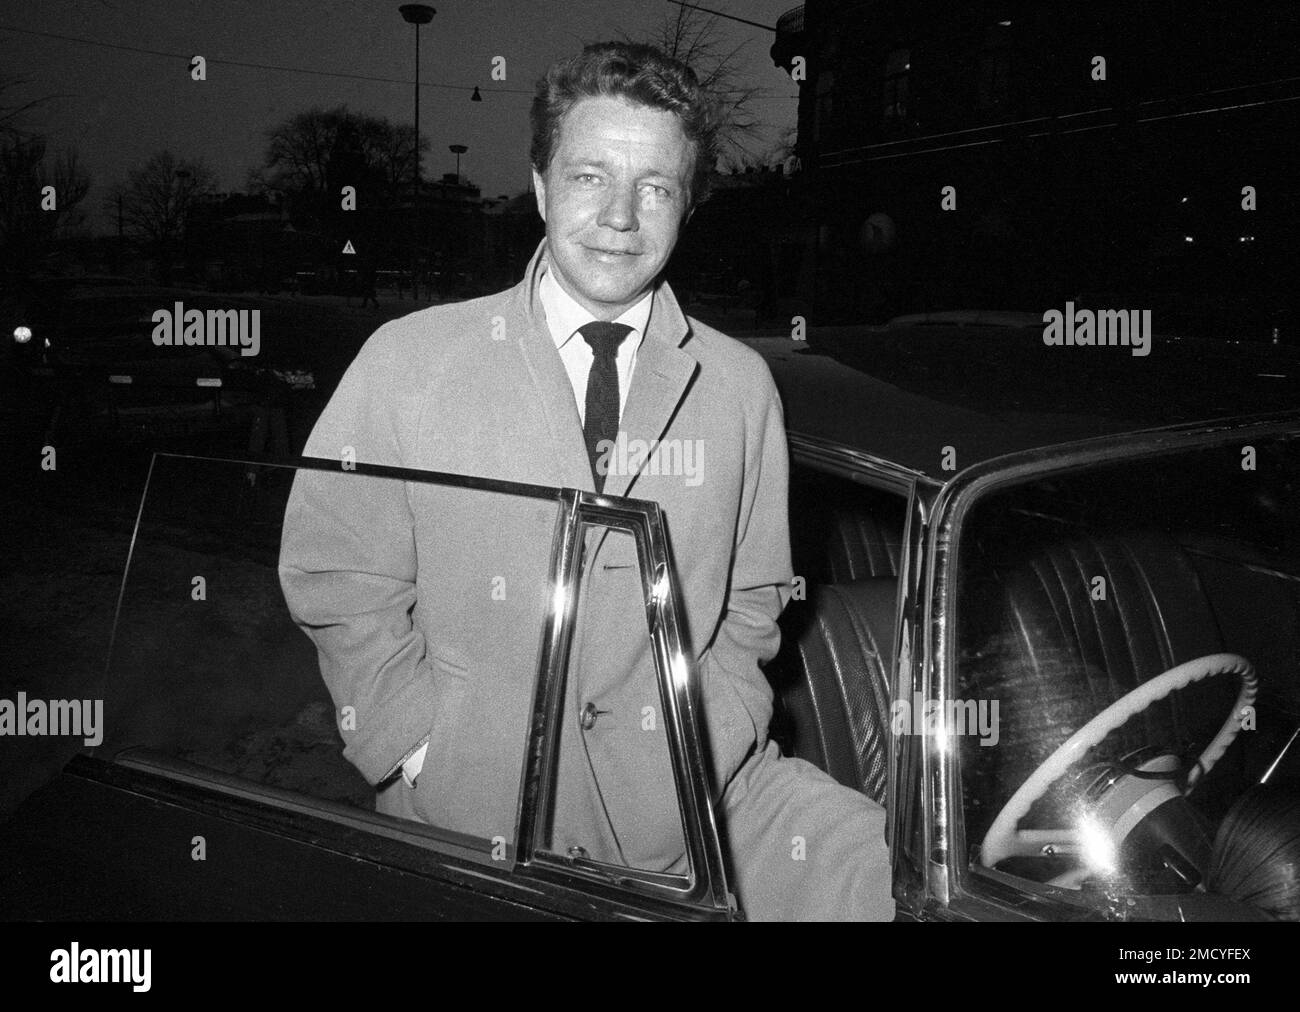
[0,23,536,96]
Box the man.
[279,42,891,920]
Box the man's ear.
[531,167,547,222]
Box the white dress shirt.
[538,265,652,426]
[401,268,654,788]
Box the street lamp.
[449,144,468,182]
[399,4,436,194]
[399,4,435,299]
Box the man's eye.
[641,184,671,198]
[575,173,601,185]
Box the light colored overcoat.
[279,241,793,870]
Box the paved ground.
[0,426,375,816]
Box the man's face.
[533,95,694,320]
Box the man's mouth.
[583,245,640,258]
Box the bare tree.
[249,105,425,228]
[0,137,91,273]
[0,74,71,143]
[719,123,798,175]
[104,150,216,284]
[627,3,766,167]
[0,74,90,270]
[0,75,90,273]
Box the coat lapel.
[601,282,698,500]
[511,243,599,492]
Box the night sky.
[2,0,799,229]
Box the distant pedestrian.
[361,259,380,310]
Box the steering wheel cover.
[980,653,1258,869]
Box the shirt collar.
[539,266,653,352]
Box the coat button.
[579,702,599,731]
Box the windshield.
[955,432,1300,920]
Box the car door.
[0,452,734,921]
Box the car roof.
[757,325,1300,482]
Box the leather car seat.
[825,506,905,582]
[770,578,898,804]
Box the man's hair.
[530,41,719,206]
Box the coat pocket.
[409,648,472,828]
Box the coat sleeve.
[277,328,438,787]
[698,367,794,799]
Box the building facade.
[771,1,1300,337]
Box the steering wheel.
[980,653,1258,871]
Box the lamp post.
[449,144,467,183]
[399,4,435,299]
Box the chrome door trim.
[787,430,934,496]
[515,490,732,914]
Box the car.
[3,278,313,449]
[2,324,1299,921]
[2,273,134,376]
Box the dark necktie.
[578,321,633,490]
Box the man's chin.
[570,275,656,309]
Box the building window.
[814,70,835,142]
[882,48,911,124]
[979,25,1011,112]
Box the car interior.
[762,442,1300,920]
[955,438,1300,917]
[762,463,907,806]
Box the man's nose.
[597,183,639,232]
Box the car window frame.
[92,450,734,920]
[512,490,731,911]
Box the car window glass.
[955,435,1300,920]
[542,523,689,880]
[100,454,560,860]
